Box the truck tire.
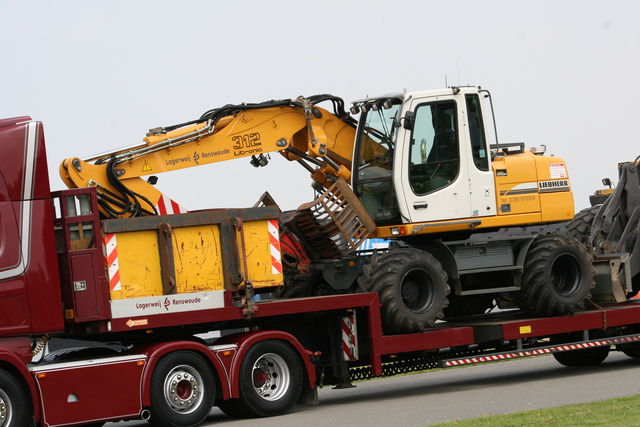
[358,249,449,335]
[563,205,600,244]
[0,369,28,427]
[217,340,302,418]
[553,346,610,366]
[149,352,215,427]
[512,234,594,317]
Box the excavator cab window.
[354,102,400,223]
[408,101,459,195]
[466,94,489,171]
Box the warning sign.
[142,161,152,173]
[549,163,567,179]
[519,325,532,334]
[126,319,149,328]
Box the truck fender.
[214,330,316,399]
[136,340,230,406]
[0,337,42,425]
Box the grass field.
[430,394,640,426]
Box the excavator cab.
[353,87,497,228]
[352,96,402,223]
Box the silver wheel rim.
[252,353,290,401]
[162,364,205,415]
[0,389,11,427]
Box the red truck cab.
[0,117,64,338]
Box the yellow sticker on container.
[519,325,532,334]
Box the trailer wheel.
[149,352,215,427]
[620,345,640,358]
[358,249,449,334]
[218,340,302,418]
[0,369,28,427]
[553,346,610,366]
[512,234,594,317]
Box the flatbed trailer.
[3,118,640,427]
[8,270,640,427]
[18,291,640,427]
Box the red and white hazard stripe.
[442,335,640,368]
[105,233,121,292]
[342,314,359,361]
[156,194,188,215]
[268,219,282,275]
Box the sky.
[2,0,639,212]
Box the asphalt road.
[203,351,640,427]
[111,351,639,427]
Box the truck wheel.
[553,346,610,366]
[512,234,594,317]
[218,340,302,418]
[358,249,449,334]
[563,205,600,244]
[0,369,28,427]
[149,352,215,427]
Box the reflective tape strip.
[156,194,188,215]
[342,315,358,361]
[105,233,121,291]
[268,219,282,275]
[442,335,640,367]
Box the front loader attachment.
[583,156,640,300]
[284,178,377,260]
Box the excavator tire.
[358,248,449,335]
[277,272,335,298]
[566,205,640,298]
[563,205,601,244]
[511,234,594,317]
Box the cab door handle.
[413,202,428,210]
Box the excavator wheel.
[566,205,640,298]
[358,248,449,335]
[277,272,335,299]
[563,205,601,244]
[511,234,594,317]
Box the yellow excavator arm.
[60,96,357,217]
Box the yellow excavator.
[61,87,635,334]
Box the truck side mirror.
[403,111,415,131]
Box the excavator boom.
[60,96,357,218]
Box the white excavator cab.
[353,86,497,227]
